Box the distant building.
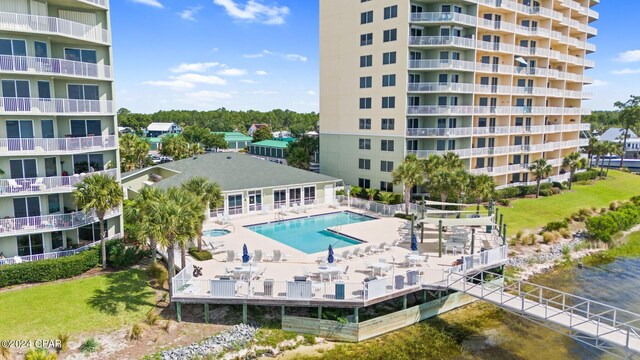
[248,139,295,162]
[273,131,292,139]
[118,126,134,134]
[146,122,182,138]
[214,132,253,151]
[248,123,269,136]
[599,128,637,142]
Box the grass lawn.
[499,170,640,235]
[0,269,156,340]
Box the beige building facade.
[320,0,597,192]
[0,0,121,258]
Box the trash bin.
[335,282,345,300]
[395,275,405,290]
[485,225,492,233]
[264,279,274,297]
[407,271,418,285]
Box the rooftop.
[214,132,253,142]
[125,152,339,192]
[251,139,295,149]
[600,128,638,142]
[147,122,178,131]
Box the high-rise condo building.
[320,0,596,192]
[0,0,121,259]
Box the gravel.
[159,323,258,360]
[508,231,588,268]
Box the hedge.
[573,169,599,182]
[188,247,213,261]
[545,220,568,232]
[496,182,555,200]
[0,248,99,288]
[586,204,640,243]
[106,238,148,269]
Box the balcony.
[0,55,113,80]
[406,127,472,137]
[0,135,117,155]
[0,169,117,197]
[408,59,475,72]
[407,82,474,93]
[410,12,477,27]
[409,36,475,49]
[76,0,108,9]
[0,12,110,44]
[0,208,121,238]
[0,97,114,116]
[407,148,472,158]
[406,106,591,116]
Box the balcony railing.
[0,207,121,237]
[0,55,113,80]
[408,59,476,71]
[0,97,114,115]
[407,148,473,158]
[410,12,477,26]
[406,127,472,137]
[409,124,585,138]
[406,106,590,116]
[0,12,110,44]
[0,169,117,196]
[407,82,474,93]
[0,135,117,155]
[409,36,476,49]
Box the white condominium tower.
[320,0,596,192]
[0,0,121,259]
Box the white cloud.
[186,90,233,100]
[170,62,221,73]
[255,70,268,76]
[178,6,203,21]
[586,79,608,87]
[240,79,260,84]
[213,0,290,25]
[611,68,640,75]
[252,90,278,95]
[615,50,640,63]
[173,73,227,85]
[142,80,195,90]
[217,68,248,76]
[130,0,163,8]
[306,90,316,95]
[244,50,307,62]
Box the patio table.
[318,265,341,281]
[370,262,391,276]
[405,254,423,267]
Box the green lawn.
[0,269,156,340]
[499,170,640,235]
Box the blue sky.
[111,0,634,113]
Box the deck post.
[488,198,494,215]
[499,214,504,235]
[471,228,476,254]
[438,220,443,258]
[422,290,427,303]
[318,306,322,320]
[204,303,209,324]
[281,305,285,319]
[242,304,248,324]
[403,295,407,310]
[176,302,182,322]
[502,224,507,245]
[354,307,359,323]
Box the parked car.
[159,156,173,164]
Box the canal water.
[457,256,640,359]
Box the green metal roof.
[214,132,253,142]
[144,153,339,192]
[250,139,293,149]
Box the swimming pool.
[203,229,231,237]
[246,211,375,254]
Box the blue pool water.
[203,229,231,237]
[246,211,375,254]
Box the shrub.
[393,213,416,221]
[105,238,148,269]
[552,181,563,189]
[0,248,99,288]
[600,207,607,214]
[559,228,572,239]
[526,233,537,245]
[515,230,523,243]
[57,333,70,353]
[539,189,553,197]
[562,245,571,256]
[545,220,568,232]
[147,263,168,287]
[145,312,161,326]
[24,348,57,360]
[496,187,519,200]
[188,247,212,261]
[129,323,144,340]
[609,201,620,211]
[498,198,511,206]
[542,232,556,244]
[586,214,619,243]
[572,169,598,182]
[630,196,640,206]
[551,187,561,195]
[79,338,99,354]
[540,183,553,190]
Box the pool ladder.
[223,224,235,233]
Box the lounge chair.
[340,265,350,279]
[336,249,350,262]
[33,178,45,190]
[208,240,224,252]
[253,249,263,263]
[225,250,235,262]
[7,179,22,192]
[267,249,282,262]
[363,245,374,255]
[384,240,399,251]
[350,248,361,259]
[372,242,386,253]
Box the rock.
[159,324,258,360]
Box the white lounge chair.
[267,249,282,262]
[350,248,361,259]
[372,242,386,253]
[384,240,399,251]
[340,265,350,280]
[253,249,263,263]
[363,245,374,255]
[225,250,235,262]
[336,250,350,262]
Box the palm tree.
[469,174,495,210]
[606,142,623,176]
[592,140,607,175]
[583,137,599,169]
[614,95,640,169]
[73,174,124,269]
[392,154,425,215]
[529,158,553,198]
[441,152,464,172]
[422,154,443,182]
[181,177,223,252]
[365,188,377,201]
[562,152,587,190]
[452,168,470,204]
[124,187,162,263]
[428,170,451,210]
[286,147,311,170]
[349,185,362,198]
[379,191,395,205]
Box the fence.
[0,11,110,44]
[0,233,121,266]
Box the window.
[79,221,106,242]
[360,55,373,67]
[13,197,40,218]
[17,234,44,256]
[227,194,243,215]
[382,118,395,130]
[359,118,371,129]
[274,189,287,208]
[289,188,301,206]
[358,178,371,188]
[41,120,54,138]
[384,5,398,19]
[358,158,371,170]
[380,181,393,192]
[383,51,396,64]
[359,97,372,109]
[382,74,396,87]
[9,159,36,179]
[382,96,395,108]
[361,11,373,24]
[35,41,47,58]
[68,84,99,100]
[64,48,97,64]
[0,38,27,56]
[381,139,395,151]
[359,138,371,150]
[73,153,104,173]
[383,29,397,42]
[360,33,373,46]
[303,186,316,205]
[70,119,101,137]
[2,79,30,98]
[37,81,51,99]
[51,231,63,250]
[48,194,60,213]
[380,160,394,172]
[360,76,372,88]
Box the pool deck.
[172,204,507,307]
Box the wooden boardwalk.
[447,273,640,359]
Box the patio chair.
[385,240,399,251]
[253,249,263,263]
[363,245,374,255]
[336,249,350,262]
[34,178,45,190]
[373,242,386,253]
[341,265,350,280]
[256,267,267,279]
[225,250,235,262]
[7,179,22,192]
[423,254,430,267]
[267,249,282,262]
[350,248,361,259]
[208,240,224,252]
